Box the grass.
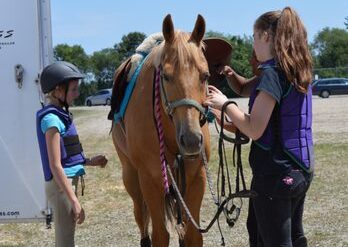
[0,107,347,246]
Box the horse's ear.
[189,14,205,45]
[163,14,175,44]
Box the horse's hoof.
[140,236,151,247]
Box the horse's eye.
[162,73,170,82]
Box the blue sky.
[51,0,348,55]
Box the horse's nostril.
[179,133,203,149]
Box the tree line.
[54,21,348,105]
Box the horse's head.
[154,14,209,157]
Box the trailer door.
[0,0,52,223]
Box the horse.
[111,14,210,247]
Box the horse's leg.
[138,171,170,247]
[116,148,151,246]
[182,165,205,247]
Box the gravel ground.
[0,95,347,247]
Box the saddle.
[108,33,164,121]
[107,57,132,120]
[203,37,233,89]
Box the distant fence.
[313,67,348,79]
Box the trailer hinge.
[35,73,40,84]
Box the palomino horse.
[111,15,210,246]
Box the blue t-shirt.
[41,113,85,177]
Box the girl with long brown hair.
[205,7,313,247]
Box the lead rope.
[154,67,230,246]
[201,147,226,245]
[202,148,218,204]
[154,68,186,243]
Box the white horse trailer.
[0,0,53,223]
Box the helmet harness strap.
[57,81,70,113]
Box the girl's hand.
[86,155,108,168]
[204,85,228,110]
[72,200,85,224]
[220,65,234,77]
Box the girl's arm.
[45,128,85,224]
[222,66,258,97]
[205,86,276,140]
[224,91,275,140]
[85,155,108,167]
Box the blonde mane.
[152,31,205,71]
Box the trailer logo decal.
[0,29,15,50]
[0,210,20,217]
[0,30,14,38]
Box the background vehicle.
[312,78,348,98]
[85,88,112,106]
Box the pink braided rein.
[154,67,170,194]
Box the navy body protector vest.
[249,61,314,173]
[36,105,86,181]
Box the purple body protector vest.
[36,105,86,181]
[249,63,314,173]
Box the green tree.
[205,31,226,38]
[311,28,348,78]
[345,16,348,29]
[90,48,120,90]
[53,44,90,73]
[224,35,253,97]
[114,32,146,61]
[228,35,254,78]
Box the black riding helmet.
[40,61,84,94]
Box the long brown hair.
[254,7,313,92]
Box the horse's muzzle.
[178,131,203,156]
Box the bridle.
[156,66,213,125]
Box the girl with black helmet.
[36,61,108,247]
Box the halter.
[156,66,214,124]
